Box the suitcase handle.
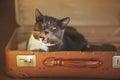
[43,57,103,68]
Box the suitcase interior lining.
[7,26,120,51]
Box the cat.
[27,8,88,52]
[27,8,117,52]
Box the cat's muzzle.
[33,31,57,46]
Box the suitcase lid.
[15,0,120,26]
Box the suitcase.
[5,0,120,78]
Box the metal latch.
[113,56,120,68]
[16,55,36,67]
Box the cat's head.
[33,8,70,46]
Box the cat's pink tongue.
[39,35,50,44]
[42,38,49,44]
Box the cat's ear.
[35,8,43,22]
[60,17,70,28]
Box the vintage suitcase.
[5,0,120,79]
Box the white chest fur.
[27,33,48,51]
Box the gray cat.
[27,8,87,52]
[27,9,116,52]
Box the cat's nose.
[44,31,49,35]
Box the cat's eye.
[41,23,47,28]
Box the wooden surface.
[0,0,119,80]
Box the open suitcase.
[5,0,120,79]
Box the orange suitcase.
[5,0,120,79]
